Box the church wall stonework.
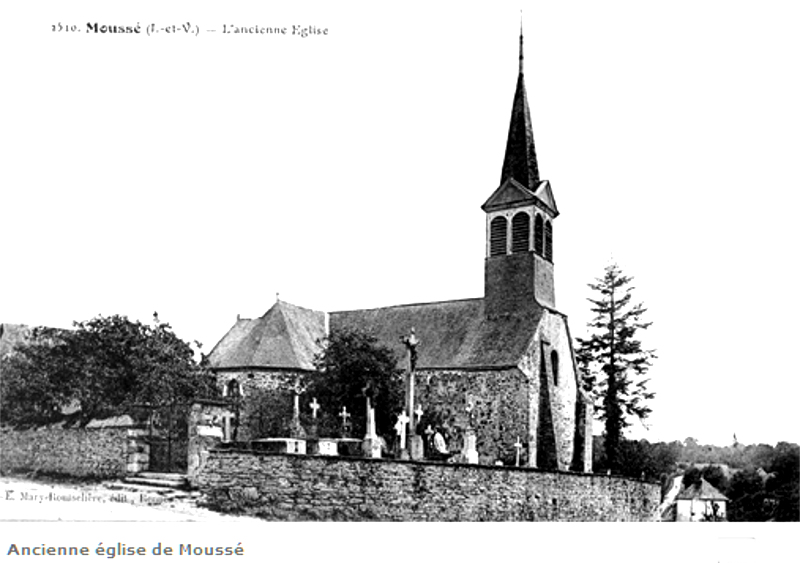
[196,449,659,521]
[519,310,580,470]
[414,368,529,465]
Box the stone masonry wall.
[0,423,131,478]
[414,368,528,465]
[196,449,660,521]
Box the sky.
[2,0,799,448]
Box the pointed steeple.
[500,22,540,190]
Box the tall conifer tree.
[576,263,656,471]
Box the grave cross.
[339,406,350,426]
[414,404,424,423]
[309,397,320,419]
[395,411,410,450]
[514,436,523,467]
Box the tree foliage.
[0,314,217,426]
[305,327,404,438]
[576,263,656,471]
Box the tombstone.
[288,391,307,439]
[461,428,479,464]
[423,425,435,456]
[395,411,410,459]
[339,406,352,438]
[361,397,381,459]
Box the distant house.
[675,478,729,521]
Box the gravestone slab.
[251,438,307,454]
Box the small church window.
[551,350,559,386]
[511,212,530,253]
[534,214,544,255]
[490,216,508,256]
[544,220,553,262]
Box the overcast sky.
[3,1,798,448]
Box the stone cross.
[414,404,424,423]
[339,406,350,426]
[400,328,421,437]
[309,397,320,419]
[514,436,523,467]
[395,411,410,450]
[293,391,301,420]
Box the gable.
[481,178,536,212]
[534,180,559,216]
[482,178,558,216]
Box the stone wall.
[0,420,135,478]
[196,449,660,521]
[415,368,529,465]
[518,309,582,471]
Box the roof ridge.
[331,297,483,315]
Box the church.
[207,31,593,472]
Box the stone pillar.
[126,427,150,474]
[188,401,231,484]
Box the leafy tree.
[305,327,403,438]
[0,314,217,426]
[576,263,656,471]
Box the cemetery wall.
[196,449,660,521]
[0,420,132,478]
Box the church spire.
[500,20,540,191]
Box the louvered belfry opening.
[490,216,508,256]
[544,221,553,261]
[534,214,544,255]
[511,212,530,253]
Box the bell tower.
[483,26,559,317]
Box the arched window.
[490,216,508,257]
[511,212,530,253]
[551,350,559,386]
[534,214,544,255]
[544,220,553,262]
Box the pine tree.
[576,263,656,471]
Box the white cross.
[339,406,350,425]
[514,436,523,467]
[309,397,320,419]
[395,411,410,449]
[414,404,424,423]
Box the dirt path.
[0,475,257,522]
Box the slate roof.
[207,301,326,371]
[676,478,729,502]
[500,33,540,191]
[330,298,542,370]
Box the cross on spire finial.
[519,10,524,74]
